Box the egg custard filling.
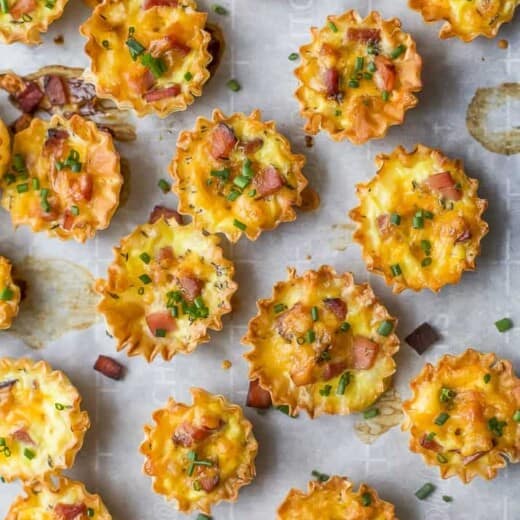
[243,266,399,418]
[0,357,90,483]
[294,10,422,144]
[403,349,520,482]
[350,145,488,293]
[0,256,21,330]
[170,109,308,242]
[140,388,258,514]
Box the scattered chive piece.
[70,205,79,216]
[233,176,250,189]
[16,183,28,193]
[495,317,513,332]
[311,306,319,322]
[126,37,146,60]
[169,290,183,303]
[442,495,453,503]
[194,296,204,309]
[423,210,434,219]
[242,159,254,178]
[55,403,65,411]
[327,21,338,32]
[421,258,432,267]
[0,0,8,13]
[420,239,431,252]
[363,408,379,419]
[488,417,507,437]
[233,219,246,231]
[305,330,316,343]
[363,72,373,80]
[484,373,491,384]
[426,432,436,441]
[12,154,26,172]
[273,303,287,314]
[102,40,110,49]
[513,410,520,422]
[32,178,40,190]
[336,372,351,395]
[193,480,202,491]
[140,53,167,78]
[196,514,212,520]
[248,189,257,197]
[390,264,402,277]
[170,306,179,318]
[354,56,364,71]
[339,322,350,332]
[437,453,448,464]
[348,79,360,88]
[23,448,35,460]
[227,79,241,92]
[367,61,377,73]
[139,252,151,264]
[335,109,342,116]
[361,492,372,507]
[367,44,378,55]
[434,412,450,426]
[158,179,170,193]
[390,44,407,59]
[377,320,393,336]
[184,71,193,81]
[276,405,294,417]
[211,4,227,15]
[319,385,332,396]
[415,482,435,500]
[0,288,13,301]
[390,213,401,225]
[227,190,240,201]
[288,52,299,61]
[87,508,95,517]
[211,168,230,180]
[139,274,152,285]
[311,470,329,482]
[155,328,166,338]
[412,215,424,229]
[3,173,15,185]
[381,90,390,102]
[440,387,455,402]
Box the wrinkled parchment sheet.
[0,1,519,519]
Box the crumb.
[53,35,64,45]
[498,39,508,50]
[306,255,312,260]
[221,360,232,370]
[304,135,314,148]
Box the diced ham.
[455,228,472,243]
[425,172,462,201]
[210,123,237,160]
[129,69,155,96]
[53,503,87,520]
[199,474,219,492]
[44,75,67,106]
[149,205,183,225]
[71,174,93,202]
[9,0,36,20]
[93,355,124,380]
[238,138,263,155]
[12,428,35,446]
[16,82,43,113]
[157,246,174,266]
[253,165,284,197]
[246,379,272,409]
[149,35,190,58]
[143,0,178,9]
[172,421,219,447]
[376,214,391,235]
[62,211,75,231]
[346,28,381,43]
[322,298,347,320]
[47,128,69,140]
[322,361,347,381]
[179,276,203,301]
[420,434,441,452]
[143,85,181,102]
[374,56,396,92]
[322,67,339,98]
[146,312,176,335]
[44,128,68,155]
[12,114,33,134]
[350,336,379,370]
[276,303,313,342]
[462,451,487,466]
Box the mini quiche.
[350,145,488,293]
[242,265,400,418]
[0,0,68,45]
[170,109,308,242]
[402,349,520,483]
[0,357,90,483]
[5,476,112,519]
[294,10,422,144]
[80,0,213,118]
[95,211,237,362]
[0,114,122,243]
[0,256,21,330]
[140,388,258,514]
[409,0,520,42]
[277,476,396,520]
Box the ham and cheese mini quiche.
[277,476,396,520]
[0,114,122,243]
[95,210,237,361]
[294,10,422,144]
[0,357,90,483]
[170,109,308,242]
[0,0,68,45]
[80,0,213,118]
[6,476,112,520]
[140,388,258,514]
[0,256,21,330]
[350,145,488,293]
[403,349,520,483]
[409,0,520,42]
[243,265,399,418]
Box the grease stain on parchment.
[300,186,320,212]
[9,257,98,349]
[466,83,520,155]
[354,388,404,445]
[330,222,355,251]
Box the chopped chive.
[420,239,431,252]
[242,159,254,178]
[415,483,435,500]
[227,190,240,201]
[423,210,434,219]
[12,154,26,173]
[348,79,360,88]
[70,205,79,216]
[390,264,402,277]
[273,303,287,314]
[434,412,450,426]
[483,373,491,384]
[367,61,377,73]
[23,448,35,460]
[513,410,520,422]
[319,385,332,396]
[233,219,246,231]
[426,432,436,441]
[193,480,202,491]
[361,492,372,507]
[442,495,453,503]
[390,44,407,59]
[412,215,424,229]
[125,36,145,60]
[139,252,151,264]
[311,470,329,482]
[211,4,227,15]
[184,71,193,81]
[390,213,401,225]
[495,317,513,332]
[305,330,316,343]
[227,79,241,92]
[367,44,379,55]
[87,508,95,518]
[102,40,110,49]
[0,0,8,13]
[336,372,351,395]
[170,305,178,318]
[276,405,294,417]
[233,176,250,189]
[70,162,82,173]
[32,178,40,190]
[138,287,144,295]
[421,257,432,267]
[168,290,183,303]
[158,179,170,193]
[248,189,257,197]
[155,328,166,338]
[363,72,373,80]
[0,288,13,301]
[339,322,350,332]
[211,168,230,180]
[363,408,379,419]
[55,403,65,410]
[194,296,204,309]
[436,453,448,464]
[327,21,338,32]
[488,417,507,437]
[16,183,28,193]
[311,306,319,322]
[354,56,364,72]
[377,320,393,336]
[288,52,299,61]
[381,90,390,102]
[140,53,167,78]
[139,274,152,285]
[440,387,455,402]
[3,174,15,185]
[196,515,212,520]
[319,351,331,362]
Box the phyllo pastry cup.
[170,109,308,242]
[243,265,399,418]
[402,349,520,483]
[140,388,258,514]
[0,357,90,483]
[350,144,488,293]
[0,117,10,176]
[0,256,21,329]
[277,475,396,520]
[294,10,422,144]
[80,0,213,117]
[95,211,237,361]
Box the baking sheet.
[1,0,520,518]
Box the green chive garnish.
[32,178,40,190]
[440,387,455,402]
[348,79,360,88]
[196,514,212,520]
[227,190,240,201]
[211,168,230,180]
[327,21,338,32]
[3,173,15,185]
[140,53,167,78]
[233,176,250,189]
[102,40,110,49]
[242,159,254,178]
[513,410,520,422]
[139,274,152,285]
[311,306,319,322]
[381,90,390,102]
[361,492,372,507]
[377,320,393,336]
[155,328,166,338]
[354,56,364,72]
[339,322,350,332]
[0,288,13,301]
[184,71,193,81]
[0,0,8,13]
[248,189,257,197]
[390,44,407,59]
[488,417,506,437]
[305,330,316,343]
[483,373,491,384]
[434,412,450,426]
[319,385,332,396]
[211,4,227,15]
[16,183,28,193]
[420,239,431,252]
[442,495,453,503]
[276,405,294,417]
[367,62,377,73]
[363,408,379,419]
[415,482,435,500]
[170,305,179,318]
[390,213,401,225]
[336,372,351,395]
[421,258,432,267]
[227,79,241,92]
[273,303,287,314]
[233,219,246,231]
[436,453,448,464]
[55,403,65,411]
[23,448,35,460]
[288,53,299,61]
[158,179,170,193]
[70,205,79,216]
[87,508,95,517]
[311,470,329,482]
[139,252,151,264]
[495,317,513,332]
[126,36,145,60]
[412,215,424,229]
[390,264,402,277]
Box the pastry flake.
[0,357,90,483]
[402,349,520,483]
[409,0,520,42]
[170,109,308,242]
[0,256,21,330]
[6,476,112,519]
[80,0,212,117]
[0,117,10,177]
[294,10,422,144]
[243,266,399,418]
[277,476,396,520]
[350,145,488,293]
[95,215,237,362]
[0,114,122,243]
[140,388,258,514]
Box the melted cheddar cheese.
[6,476,112,520]
[294,10,422,144]
[95,216,237,362]
[0,358,90,483]
[350,145,488,293]
[0,114,122,243]
[277,476,396,520]
[0,0,68,45]
[170,109,308,242]
[80,0,212,117]
[0,256,21,330]
[409,0,520,41]
[0,118,10,177]
[243,266,399,418]
[140,388,258,514]
[403,349,520,483]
